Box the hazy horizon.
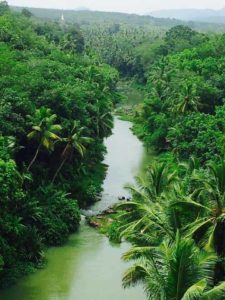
[7,0,225,14]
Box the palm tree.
[148,59,175,101]
[173,160,225,256]
[0,256,3,272]
[116,162,178,242]
[128,162,177,202]
[27,107,61,171]
[174,81,200,114]
[52,121,93,183]
[122,233,225,300]
[94,101,114,138]
[179,156,201,174]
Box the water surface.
[0,118,148,300]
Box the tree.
[116,162,178,242]
[164,25,205,53]
[0,10,119,286]
[168,159,225,261]
[27,107,61,171]
[52,121,93,183]
[174,81,200,114]
[0,256,3,273]
[122,233,225,300]
[0,1,9,16]
[178,160,225,256]
[167,111,225,162]
[94,102,114,138]
[21,8,33,18]
[60,28,84,54]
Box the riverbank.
[0,117,148,300]
[115,80,144,122]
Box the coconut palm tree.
[174,81,200,114]
[27,107,61,171]
[148,59,175,101]
[172,160,225,256]
[52,121,93,183]
[94,101,114,138]
[129,162,178,201]
[116,162,178,242]
[122,233,225,300]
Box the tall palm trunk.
[51,157,67,183]
[51,143,69,183]
[27,143,41,171]
[96,117,100,138]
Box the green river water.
[0,117,150,300]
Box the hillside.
[149,7,225,23]
[11,6,225,32]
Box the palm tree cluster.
[27,107,94,182]
[115,159,225,300]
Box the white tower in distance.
[60,13,65,27]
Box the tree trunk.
[95,119,99,138]
[51,157,67,184]
[51,143,70,183]
[27,143,41,171]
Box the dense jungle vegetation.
[86,18,225,298]
[12,5,225,32]
[0,1,120,286]
[107,13,225,300]
[1,1,225,299]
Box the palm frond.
[201,282,225,300]
[184,218,212,238]
[122,246,156,261]
[122,264,149,288]
[181,279,207,300]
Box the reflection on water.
[0,118,148,300]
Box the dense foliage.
[0,4,119,286]
[132,26,225,162]
[11,5,225,79]
[109,24,225,300]
[83,24,209,79]
[113,157,225,299]
[1,1,225,297]
[11,5,225,32]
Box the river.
[0,117,149,300]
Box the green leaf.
[182,279,207,300]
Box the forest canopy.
[1,2,225,298]
[0,4,119,286]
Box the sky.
[7,0,225,14]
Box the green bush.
[168,108,225,161]
[35,186,81,246]
[107,221,121,243]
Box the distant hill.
[149,7,225,24]
[74,7,91,11]
[10,6,225,32]
[10,6,185,26]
